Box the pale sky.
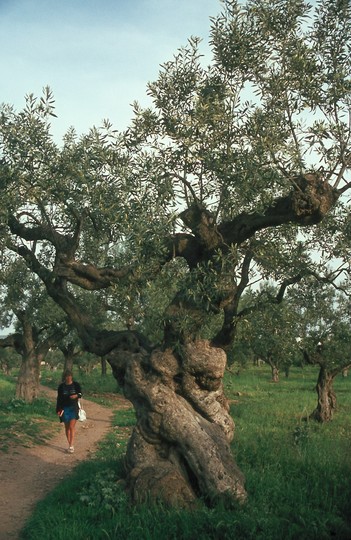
[0,0,220,142]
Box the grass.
[2,364,350,539]
[0,376,58,452]
[225,366,351,539]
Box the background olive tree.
[0,260,69,401]
[291,281,351,422]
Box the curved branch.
[7,175,339,291]
[7,241,151,359]
[8,209,86,261]
[55,260,132,290]
[174,172,199,204]
[8,214,63,244]
[337,179,351,195]
[214,264,345,351]
[276,274,304,303]
[218,175,338,246]
[171,175,338,269]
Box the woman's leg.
[67,419,77,447]
[64,422,70,445]
[64,419,76,448]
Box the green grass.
[225,366,351,539]
[2,365,349,540]
[0,375,58,452]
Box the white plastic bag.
[78,400,86,422]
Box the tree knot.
[179,204,223,250]
[291,174,338,225]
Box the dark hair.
[63,369,73,379]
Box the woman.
[56,369,82,453]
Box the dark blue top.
[56,381,82,412]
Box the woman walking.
[56,369,82,453]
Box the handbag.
[78,400,87,422]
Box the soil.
[0,385,131,540]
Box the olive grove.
[1,0,351,506]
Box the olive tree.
[238,289,301,382]
[292,282,351,422]
[1,0,350,506]
[0,260,69,401]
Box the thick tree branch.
[218,175,338,246]
[55,260,132,290]
[8,214,72,252]
[276,274,304,303]
[7,175,339,293]
[172,175,338,268]
[7,241,151,359]
[8,209,87,262]
[337,179,351,195]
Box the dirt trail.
[0,386,130,540]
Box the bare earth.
[0,385,130,540]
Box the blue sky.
[0,0,220,142]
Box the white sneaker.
[68,446,74,453]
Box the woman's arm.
[75,381,82,399]
[56,384,64,412]
[69,381,82,400]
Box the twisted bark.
[108,340,246,507]
[309,366,337,423]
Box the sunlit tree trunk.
[15,349,41,402]
[108,339,247,507]
[267,355,279,383]
[310,366,336,423]
[271,365,279,383]
[15,314,40,402]
[60,343,76,373]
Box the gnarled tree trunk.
[59,342,81,373]
[0,312,66,402]
[0,328,41,402]
[16,349,41,402]
[101,356,107,376]
[310,366,336,423]
[271,365,279,383]
[108,339,246,507]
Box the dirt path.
[0,386,130,540]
